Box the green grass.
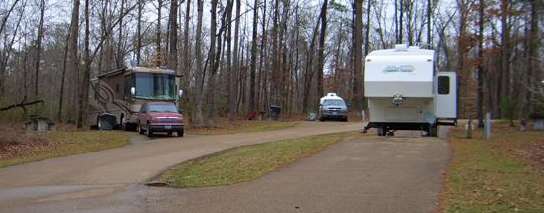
[441,127,544,213]
[160,132,357,187]
[0,131,129,168]
[189,120,299,135]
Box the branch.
[0,0,21,36]
[0,100,44,111]
[90,1,144,61]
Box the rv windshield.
[323,99,346,107]
[134,73,176,100]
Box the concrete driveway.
[0,123,449,213]
[146,132,449,213]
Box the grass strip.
[0,131,129,168]
[160,132,357,187]
[441,126,544,213]
[188,121,298,135]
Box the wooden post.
[484,112,492,140]
[466,114,472,139]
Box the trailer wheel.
[377,127,385,136]
[387,131,395,136]
[178,128,184,137]
[429,125,438,137]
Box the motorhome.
[362,45,457,136]
[88,67,183,130]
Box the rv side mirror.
[178,89,184,98]
[130,87,136,95]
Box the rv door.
[435,72,457,119]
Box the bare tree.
[192,0,205,126]
[33,0,45,98]
[249,0,259,114]
[316,0,328,98]
[136,0,143,65]
[352,0,364,113]
[167,0,179,70]
[476,0,485,127]
[67,0,80,123]
[156,0,163,65]
[182,0,191,84]
[77,0,91,128]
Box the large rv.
[89,66,183,130]
[362,45,457,137]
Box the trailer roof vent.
[327,93,337,97]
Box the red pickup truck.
[137,102,184,137]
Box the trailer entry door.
[435,73,457,119]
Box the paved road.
[0,122,360,212]
[147,132,449,213]
[0,123,449,213]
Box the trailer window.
[438,76,450,95]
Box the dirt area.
[528,143,544,170]
[0,124,50,159]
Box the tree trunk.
[136,0,143,65]
[33,0,45,98]
[58,30,70,122]
[316,0,328,99]
[183,0,191,85]
[500,0,510,119]
[192,0,205,127]
[116,0,125,68]
[156,0,163,66]
[477,0,485,128]
[525,0,540,117]
[352,0,364,113]
[68,0,80,123]
[229,0,241,120]
[426,0,432,46]
[249,0,259,114]
[364,0,370,55]
[168,0,178,70]
[257,0,268,112]
[77,0,91,128]
[399,0,403,43]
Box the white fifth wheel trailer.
[362,45,457,137]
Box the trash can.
[269,105,281,120]
[97,113,117,130]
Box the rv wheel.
[137,123,144,134]
[97,117,102,130]
[178,129,184,137]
